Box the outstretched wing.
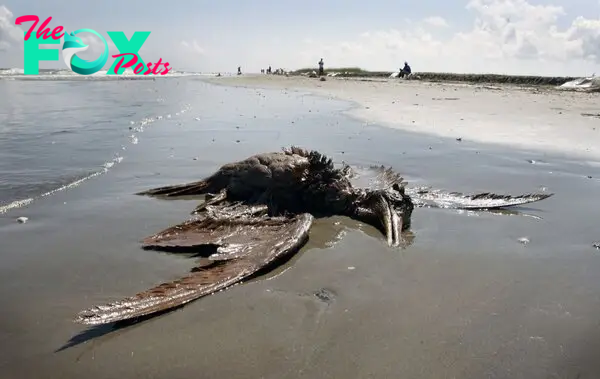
[406,187,553,210]
[346,164,553,210]
[74,208,314,326]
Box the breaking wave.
[0,156,121,215]
[0,103,192,215]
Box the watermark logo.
[63,29,109,75]
[14,15,171,76]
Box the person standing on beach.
[318,58,324,76]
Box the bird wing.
[405,188,553,210]
[347,164,553,209]
[74,207,314,326]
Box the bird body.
[74,147,552,326]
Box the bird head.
[351,183,414,247]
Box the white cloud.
[423,16,449,28]
[0,5,24,49]
[180,39,206,55]
[297,0,600,76]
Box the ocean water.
[1,75,600,378]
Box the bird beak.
[374,194,403,247]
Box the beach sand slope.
[208,75,600,161]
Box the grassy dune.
[289,67,579,86]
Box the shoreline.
[203,75,600,162]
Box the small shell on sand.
[16,217,28,224]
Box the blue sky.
[0,0,599,75]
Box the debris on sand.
[581,113,600,119]
[558,76,600,92]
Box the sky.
[0,0,599,76]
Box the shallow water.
[1,77,600,379]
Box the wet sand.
[208,75,600,162]
[1,77,600,379]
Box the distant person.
[268,66,272,74]
[237,66,242,75]
[399,62,411,78]
[318,58,324,76]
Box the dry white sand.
[208,75,600,162]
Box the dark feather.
[74,209,313,325]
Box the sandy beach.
[208,75,600,162]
